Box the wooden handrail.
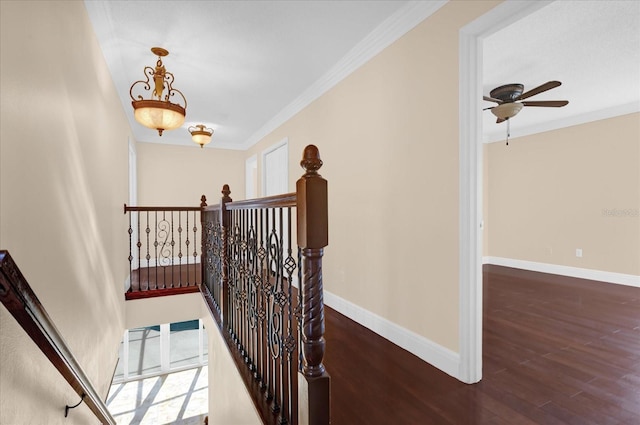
[225,192,297,210]
[0,250,116,425]
[124,204,202,212]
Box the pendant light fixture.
[189,125,214,148]
[130,47,187,136]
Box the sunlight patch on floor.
[107,367,208,425]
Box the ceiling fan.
[483,80,569,123]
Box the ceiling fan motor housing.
[489,83,524,102]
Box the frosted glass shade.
[132,100,186,136]
[491,102,523,120]
[191,132,212,147]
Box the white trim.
[458,19,483,386]
[239,0,448,150]
[458,0,554,385]
[483,256,640,288]
[122,330,130,381]
[323,290,460,380]
[160,323,170,372]
[484,102,640,143]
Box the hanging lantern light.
[189,124,214,148]
[130,47,187,136]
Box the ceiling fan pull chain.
[506,118,510,146]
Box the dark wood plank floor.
[130,263,201,291]
[324,265,640,424]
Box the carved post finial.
[300,144,323,176]
[297,144,330,424]
[200,195,207,207]
[221,184,232,203]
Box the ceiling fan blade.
[518,81,562,100]
[483,106,495,111]
[483,96,502,104]
[521,100,569,107]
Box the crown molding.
[239,0,448,150]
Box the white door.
[262,138,288,196]
[245,155,258,199]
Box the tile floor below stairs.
[107,366,208,425]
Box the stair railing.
[0,250,117,424]
[200,145,330,425]
[123,205,203,299]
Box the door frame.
[458,0,553,384]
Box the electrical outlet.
[576,248,583,258]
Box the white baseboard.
[323,290,461,380]
[483,256,640,288]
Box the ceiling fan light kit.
[490,102,523,120]
[130,47,187,136]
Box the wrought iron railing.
[123,205,203,299]
[200,145,330,425]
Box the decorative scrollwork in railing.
[124,206,202,299]
[157,218,172,267]
[199,145,329,425]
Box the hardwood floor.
[324,265,640,424]
[126,264,201,300]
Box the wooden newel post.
[297,145,330,425]
[220,184,232,327]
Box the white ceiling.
[483,0,640,143]
[85,1,639,150]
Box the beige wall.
[245,1,500,353]
[125,293,204,330]
[202,312,262,425]
[485,113,640,276]
[0,1,130,423]
[136,143,245,206]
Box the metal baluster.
[239,209,246,358]
[277,206,287,423]
[249,209,260,381]
[263,208,272,400]
[154,211,158,289]
[179,211,183,288]
[258,208,267,391]
[281,206,296,424]
[243,208,251,368]
[233,211,241,347]
[193,210,198,285]
[136,212,142,293]
[170,211,175,288]
[270,207,280,413]
[148,211,153,291]
[127,211,133,293]
[297,246,303,373]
